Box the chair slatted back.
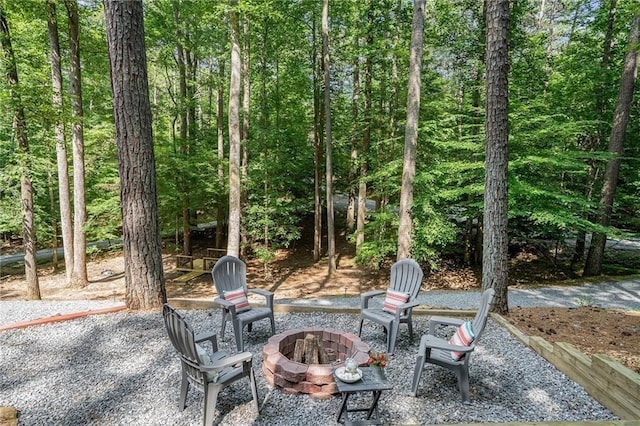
[163,304,206,388]
[390,259,424,300]
[212,255,247,296]
[471,288,495,341]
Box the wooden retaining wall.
[493,314,640,421]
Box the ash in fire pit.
[262,328,370,399]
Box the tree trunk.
[240,16,250,257]
[483,0,510,314]
[347,51,360,233]
[322,0,336,274]
[216,59,225,249]
[227,0,242,257]
[312,18,322,262]
[173,2,191,256]
[65,0,88,288]
[397,0,425,260]
[47,171,58,271]
[104,0,166,309]
[584,14,640,277]
[573,0,617,268]
[0,2,40,300]
[46,0,73,282]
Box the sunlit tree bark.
[104,0,166,309]
[46,0,73,282]
[584,14,640,277]
[65,0,88,288]
[397,0,425,260]
[0,0,40,300]
[227,0,242,257]
[322,0,336,273]
[483,0,510,314]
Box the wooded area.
[1,0,639,309]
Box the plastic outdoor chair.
[211,255,275,352]
[411,288,495,402]
[358,258,424,354]
[162,304,259,425]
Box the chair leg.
[203,383,221,426]
[388,322,399,354]
[407,318,414,339]
[233,320,244,352]
[247,323,253,332]
[357,318,365,337]
[411,355,425,396]
[179,371,189,410]
[457,367,470,403]
[249,366,259,412]
[269,314,276,335]
[220,308,227,339]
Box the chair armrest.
[195,331,219,352]
[361,290,385,309]
[248,288,275,309]
[399,300,420,310]
[214,296,237,314]
[202,351,253,371]
[394,300,421,320]
[428,316,464,334]
[419,334,475,355]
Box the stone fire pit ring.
[262,327,370,399]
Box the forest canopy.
[1,0,639,274]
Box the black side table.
[334,366,393,425]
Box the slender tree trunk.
[227,0,242,257]
[572,0,618,269]
[397,0,425,260]
[465,0,486,267]
[312,18,322,262]
[47,171,58,270]
[173,2,191,256]
[356,9,373,253]
[389,0,401,141]
[240,16,250,257]
[347,51,360,233]
[65,0,87,288]
[104,0,166,309]
[584,14,640,277]
[483,0,510,314]
[47,0,73,281]
[216,59,225,249]
[0,1,40,300]
[322,0,336,273]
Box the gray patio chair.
[358,258,424,354]
[411,288,495,402]
[162,304,259,426]
[211,255,275,352]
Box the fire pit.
[262,327,370,399]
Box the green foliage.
[243,193,304,250]
[1,0,639,277]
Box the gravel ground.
[0,306,617,425]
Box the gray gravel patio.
[0,303,618,425]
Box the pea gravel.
[0,303,617,425]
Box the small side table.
[334,366,393,425]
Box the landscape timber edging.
[492,313,640,421]
[0,305,127,332]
